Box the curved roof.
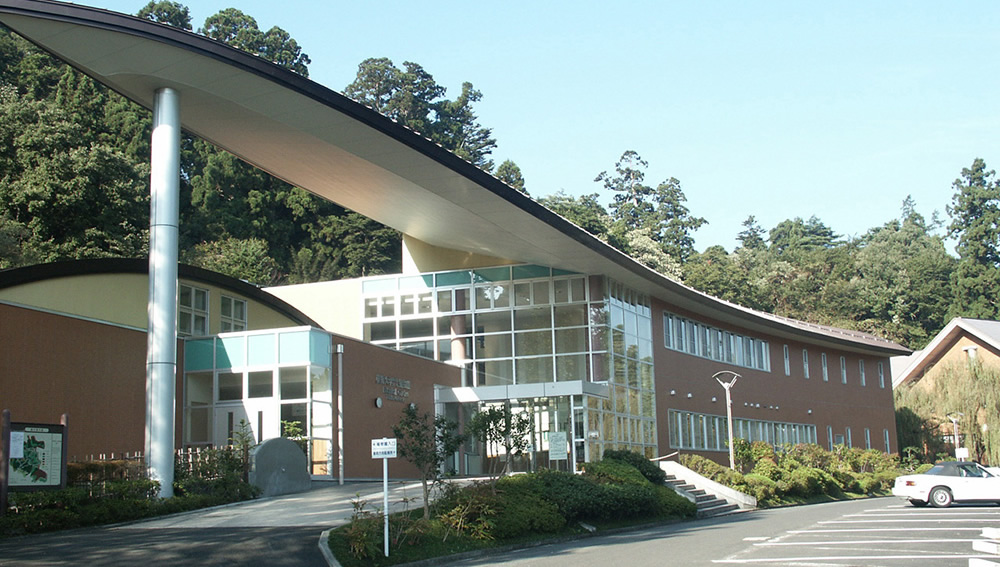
[0,258,321,328]
[0,0,908,356]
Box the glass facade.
[183,327,334,476]
[361,265,657,460]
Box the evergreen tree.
[947,158,1000,320]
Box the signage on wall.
[548,431,568,460]
[375,374,411,402]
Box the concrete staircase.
[659,460,757,518]
[665,474,741,517]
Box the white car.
[892,461,1000,508]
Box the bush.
[602,449,667,484]
[582,459,650,485]
[742,473,777,503]
[751,458,781,481]
[492,490,564,540]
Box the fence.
[69,446,246,487]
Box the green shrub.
[518,468,603,522]
[751,458,781,481]
[602,449,667,484]
[582,459,649,485]
[742,473,777,503]
[787,467,823,497]
[492,490,564,540]
[436,482,498,541]
[654,484,697,517]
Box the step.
[698,502,740,518]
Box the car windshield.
[926,464,954,476]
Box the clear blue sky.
[89,1,1000,253]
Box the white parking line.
[713,554,994,564]
[755,538,977,546]
[820,518,1000,523]
[790,527,987,533]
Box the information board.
[371,438,397,459]
[548,431,568,460]
[9,422,65,490]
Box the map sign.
[9,423,64,490]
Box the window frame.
[179,283,209,336]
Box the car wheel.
[909,499,928,507]
[929,487,953,508]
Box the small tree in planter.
[468,403,533,486]
[392,404,463,519]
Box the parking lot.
[715,499,1000,565]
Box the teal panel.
[362,277,397,294]
[435,270,472,287]
[399,274,434,290]
[279,331,310,364]
[248,333,276,366]
[552,268,580,277]
[184,339,215,371]
[513,265,550,280]
[216,336,245,369]
[310,330,332,367]
[473,266,510,283]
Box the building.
[892,318,1000,390]
[0,259,463,479]
[0,2,909,477]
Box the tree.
[684,245,749,304]
[768,216,839,255]
[392,404,463,519]
[947,158,1000,320]
[467,403,533,484]
[201,8,310,76]
[181,236,281,285]
[137,1,193,30]
[0,88,149,263]
[595,151,705,263]
[596,150,652,230]
[853,198,954,347]
[537,191,612,240]
[495,159,526,194]
[737,215,766,251]
[343,58,497,169]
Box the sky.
[86,1,1000,253]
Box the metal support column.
[145,87,181,498]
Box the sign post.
[371,437,397,558]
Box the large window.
[663,312,770,372]
[179,284,209,336]
[668,410,816,451]
[802,349,810,379]
[840,356,847,384]
[859,360,866,387]
[821,353,829,382]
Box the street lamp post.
[713,371,741,470]
[947,412,964,460]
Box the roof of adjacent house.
[891,318,1000,388]
[0,258,322,328]
[0,0,909,356]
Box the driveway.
[0,480,427,566]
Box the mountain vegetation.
[0,1,996,359]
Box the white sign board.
[548,431,568,460]
[371,438,397,459]
[956,447,970,461]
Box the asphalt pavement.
[0,480,429,566]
